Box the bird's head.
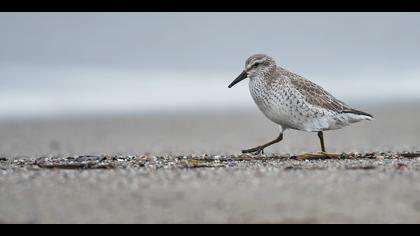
[228,54,276,88]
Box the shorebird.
[228,54,373,154]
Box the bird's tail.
[342,109,374,121]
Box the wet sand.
[1,103,420,223]
[1,103,419,157]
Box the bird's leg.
[317,131,326,152]
[242,133,283,154]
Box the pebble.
[376,155,385,160]
[30,165,41,170]
[75,156,104,162]
[134,156,147,161]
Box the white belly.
[258,101,354,131]
[249,80,355,132]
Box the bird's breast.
[248,79,331,131]
[248,79,292,125]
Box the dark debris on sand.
[1,151,420,171]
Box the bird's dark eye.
[253,63,260,68]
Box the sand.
[1,103,420,223]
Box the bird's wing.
[288,76,351,113]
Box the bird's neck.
[249,68,276,86]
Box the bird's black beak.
[228,71,248,88]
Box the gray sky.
[1,13,420,73]
[1,13,420,118]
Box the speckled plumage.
[228,54,373,154]
[245,54,373,132]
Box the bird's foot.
[241,146,265,155]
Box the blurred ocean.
[1,12,420,119]
[0,65,419,119]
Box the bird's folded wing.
[289,76,351,114]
